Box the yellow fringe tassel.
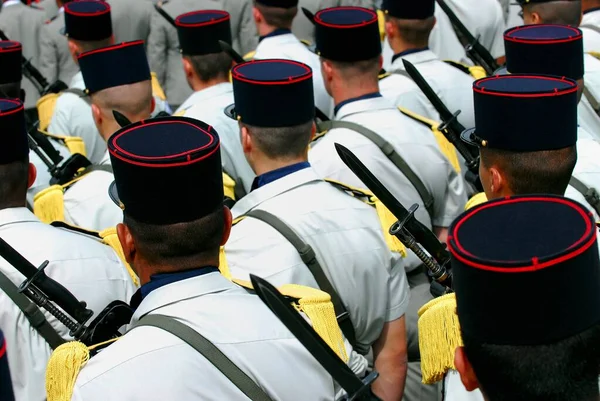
[373,196,407,257]
[99,228,140,287]
[36,93,60,131]
[222,172,237,201]
[46,341,90,401]
[150,72,167,101]
[417,293,463,384]
[218,246,232,280]
[279,283,349,363]
[465,192,489,211]
[33,185,65,224]
[63,137,86,157]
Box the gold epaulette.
[399,108,461,173]
[465,192,488,211]
[33,175,89,224]
[418,293,462,384]
[50,222,139,287]
[35,128,86,157]
[378,70,392,80]
[324,179,407,257]
[150,72,167,101]
[377,9,386,41]
[443,60,487,80]
[232,279,348,362]
[222,172,237,201]
[587,51,600,61]
[243,50,256,61]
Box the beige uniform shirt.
[147,0,257,107]
[38,9,79,86]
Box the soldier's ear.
[221,206,233,246]
[241,124,252,154]
[27,163,37,189]
[252,6,262,24]
[117,223,136,266]
[182,57,194,78]
[91,103,102,128]
[454,347,480,392]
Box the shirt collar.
[0,207,40,228]
[178,82,233,114]
[251,161,311,191]
[130,266,219,310]
[391,47,430,64]
[334,92,382,116]
[584,6,600,14]
[259,28,292,42]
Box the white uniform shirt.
[385,49,475,129]
[580,54,600,140]
[253,31,334,118]
[309,96,467,266]
[0,208,136,401]
[71,272,336,401]
[582,8,600,53]
[175,83,255,193]
[225,167,410,354]
[48,72,172,164]
[565,131,600,221]
[63,151,122,231]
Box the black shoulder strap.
[83,164,113,174]
[581,23,600,36]
[316,120,434,220]
[244,209,357,349]
[133,314,274,401]
[443,60,471,76]
[63,88,91,105]
[0,270,65,349]
[570,176,600,216]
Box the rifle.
[0,235,132,346]
[435,0,500,76]
[335,143,453,296]
[402,59,483,191]
[0,30,67,95]
[250,274,382,401]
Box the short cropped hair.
[123,207,224,266]
[70,37,113,54]
[324,56,381,83]
[386,15,435,48]
[0,158,29,208]
[254,1,297,28]
[91,80,153,121]
[463,323,600,401]
[184,52,232,82]
[243,120,313,160]
[526,0,582,26]
[480,146,577,195]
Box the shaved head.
[523,0,582,26]
[91,80,153,121]
[386,15,435,48]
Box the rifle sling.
[0,270,65,349]
[317,120,434,220]
[244,209,358,349]
[133,314,274,401]
[569,176,600,216]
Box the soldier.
[515,0,600,142]
[450,195,600,401]
[251,0,333,117]
[0,0,46,110]
[69,116,336,400]
[0,97,136,401]
[174,10,255,195]
[306,7,467,400]
[105,0,154,43]
[147,0,257,108]
[380,0,476,129]
[38,0,79,88]
[46,0,114,164]
[61,41,158,231]
[582,0,600,51]
[223,58,410,399]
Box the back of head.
[253,0,297,28]
[91,80,153,121]
[448,195,600,401]
[0,99,30,209]
[524,0,582,26]
[382,0,436,48]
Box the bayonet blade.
[334,144,450,264]
[250,275,379,400]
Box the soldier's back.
[39,12,79,86]
[107,0,154,43]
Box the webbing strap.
[133,314,273,401]
[316,120,434,220]
[570,176,600,216]
[583,85,600,118]
[63,88,91,105]
[244,209,358,349]
[581,23,600,36]
[0,270,65,349]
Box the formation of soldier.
[0,0,599,401]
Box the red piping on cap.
[232,59,312,85]
[175,10,230,27]
[0,41,21,52]
[504,24,582,44]
[64,0,111,17]
[0,100,24,115]
[0,340,6,359]
[315,6,377,29]
[78,40,144,60]
[109,140,220,168]
[450,196,595,273]
[112,120,216,161]
[474,75,578,98]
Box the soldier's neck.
[191,76,230,93]
[257,24,291,38]
[330,80,380,109]
[251,154,308,177]
[388,38,428,58]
